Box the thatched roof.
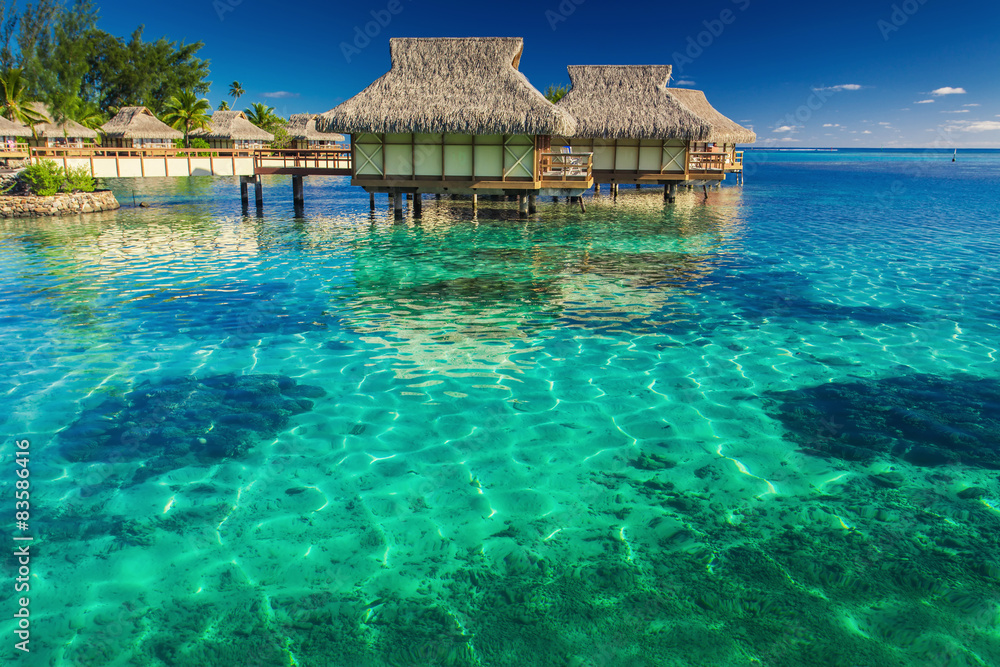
[100,106,182,140]
[28,102,99,139]
[556,66,711,141]
[668,89,756,144]
[0,115,31,137]
[193,111,274,141]
[316,37,576,136]
[287,114,345,142]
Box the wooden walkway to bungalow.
[4,145,744,214]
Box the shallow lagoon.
[2,150,999,666]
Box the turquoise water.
[2,150,999,666]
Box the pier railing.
[29,147,256,160]
[687,151,727,173]
[539,151,593,184]
[252,148,353,175]
[727,151,744,172]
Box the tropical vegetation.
[543,85,569,103]
[20,160,95,195]
[228,81,244,106]
[0,0,211,128]
[163,90,211,148]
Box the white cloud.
[822,123,842,128]
[773,125,797,133]
[942,110,970,113]
[676,79,696,86]
[915,99,935,104]
[813,84,863,92]
[862,130,873,134]
[931,87,967,96]
[952,121,1000,132]
[963,103,981,107]
[261,91,300,99]
[878,122,892,126]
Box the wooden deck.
[253,148,352,176]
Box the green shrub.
[65,166,95,192]
[20,160,64,196]
[174,137,210,154]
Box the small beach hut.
[193,111,274,150]
[287,114,345,149]
[100,106,182,149]
[554,65,720,186]
[668,88,756,173]
[0,116,31,153]
[315,37,589,201]
[27,102,99,148]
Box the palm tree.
[0,67,47,129]
[163,89,212,148]
[228,81,245,106]
[244,102,279,133]
[543,85,569,103]
[217,100,230,111]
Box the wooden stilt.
[254,176,263,210]
[240,177,249,211]
[393,190,403,220]
[370,192,375,211]
[703,185,709,198]
[579,196,586,213]
[406,193,413,201]
[436,193,441,200]
[528,195,537,214]
[292,175,304,206]
[595,183,601,195]
[413,192,422,217]
[518,194,528,218]
[471,194,478,210]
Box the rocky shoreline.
[0,190,120,218]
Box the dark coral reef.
[766,373,1000,468]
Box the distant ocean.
[2,150,998,666]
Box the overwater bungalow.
[100,106,182,149]
[193,111,274,150]
[0,116,31,153]
[668,88,756,174]
[27,102,99,148]
[287,114,344,149]
[554,66,752,193]
[316,37,592,215]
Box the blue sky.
[83,0,1000,147]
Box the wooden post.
[664,183,676,204]
[435,193,441,200]
[240,177,249,211]
[595,183,601,195]
[518,194,528,218]
[370,192,376,212]
[393,189,403,220]
[254,176,263,210]
[413,192,422,217]
[579,196,587,213]
[471,194,478,211]
[292,175,304,206]
[528,195,537,214]
[406,193,413,201]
